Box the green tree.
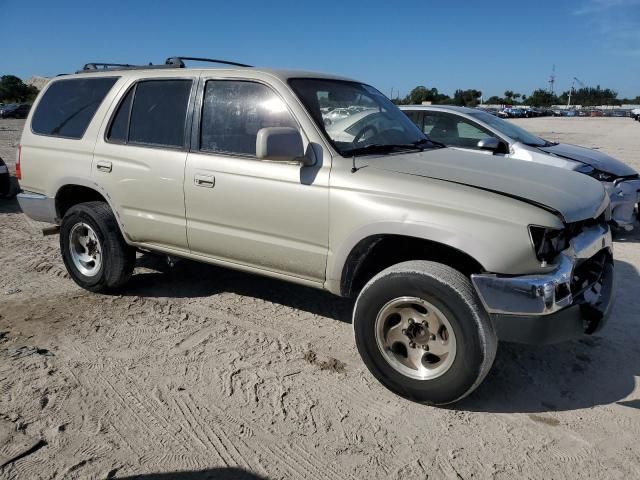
[403,86,450,105]
[0,75,39,103]
[504,90,514,103]
[558,85,619,106]
[527,89,558,107]
[486,95,505,105]
[452,89,482,107]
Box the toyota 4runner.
[16,57,615,405]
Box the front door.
[184,79,329,283]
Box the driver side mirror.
[477,137,506,153]
[256,127,315,166]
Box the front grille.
[571,250,610,301]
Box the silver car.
[401,105,640,229]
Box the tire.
[60,201,135,292]
[353,260,497,405]
[0,174,10,198]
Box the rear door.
[92,78,196,251]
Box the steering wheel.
[352,125,378,144]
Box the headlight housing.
[574,164,617,182]
[528,226,569,264]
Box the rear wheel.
[60,201,135,292]
[353,261,497,405]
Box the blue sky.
[1,0,640,99]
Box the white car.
[401,105,640,229]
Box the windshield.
[289,78,430,156]
[469,110,549,147]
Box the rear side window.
[107,79,192,148]
[107,87,133,142]
[200,80,297,156]
[31,77,118,139]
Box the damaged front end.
[471,217,614,344]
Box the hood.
[362,148,607,224]
[538,143,637,177]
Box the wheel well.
[340,235,484,297]
[55,185,108,219]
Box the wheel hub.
[69,222,102,277]
[374,297,457,380]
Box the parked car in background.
[0,104,31,119]
[0,157,17,198]
[401,105,640,229]
[630,108,640,121]
[476,107,498,116]
[16,59,614,405]
[498,107,525,118]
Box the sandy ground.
[0,117,639,480]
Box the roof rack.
[77,56,252,74]
[164,56,253,68]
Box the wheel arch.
[54,180,131,243]
[337,233,485,298]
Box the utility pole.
[567,76,585,108]
[548,64,556,94]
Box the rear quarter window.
[31,77,118,139]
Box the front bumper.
[606,178,640,228]
[471,224,614,344]
[17,191,57,223]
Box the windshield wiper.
[343,138,435,157]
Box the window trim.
[192,77,304,161]
[30,76,120,141]
[104,77,197,152]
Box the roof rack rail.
[82,63,137,70]
[77,62,177,74]
[165,56,253,68]
[76,56,252,74]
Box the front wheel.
[60,201,135,292]
[353,261,497,405]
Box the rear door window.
[31,77,118,139]
[128,80,192,148]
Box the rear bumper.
[471,224,614,344]
[17,191,57,223]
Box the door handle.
[96,161,112,173]
[194,174,215,188]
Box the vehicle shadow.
[121,253,354,324]
[118,467,266,479]
[457,259,640,413]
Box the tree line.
[393,85,640,108]
[0,75,40,103]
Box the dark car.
[0,157,18,198]
[0,104,31,119]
